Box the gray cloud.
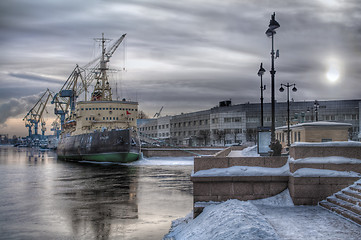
[0,0,361,120]
[8,72,64,85]
[0,94,42,124]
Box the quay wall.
[191,144,361,218]
[290,142,361,160]
[141,147,223,157]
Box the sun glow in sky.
[326,65,340,83]
[325,58,341,83]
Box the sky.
[0,0,361,136]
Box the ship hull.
[56,129,140,163]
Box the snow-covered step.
[327,196,361,215]
[335,193,361,206]
[319,180,361,226]
[342,189,361,200]
[319,200,361,225]
[349,185,361,193]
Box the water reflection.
[54,163,139,239]
[0,146,193,240]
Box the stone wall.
[288,142,361,205]
[192,176,288,217]
[289,176,359,205]
[194,156,287,172]
[191,147,288,217]
[289,162,361,174]
[290,142,361,160]
[191,143,361,218]
[141,147,222,157]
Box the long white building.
[138,99,361,147]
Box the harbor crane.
[153,106,163,118]
[23,89,53,137]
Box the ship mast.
[93,33,112,101]
[92,33,126,101]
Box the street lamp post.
[258,63,266,127]
[265,12,280,144]
[279,83,297,148]
[314,100,319,121]
[306,100,320,122]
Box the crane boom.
[23,89,53,136]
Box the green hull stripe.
[58,152,140,163]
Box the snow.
[164,190,361,240]
[227,145,260,157]
[79,157,194,166]
[292,141,361,147]
[276,121,352,130]
[164,146,361,239]
[192,164,289,177]
[127,156,194,166]
[292,168,361,178]
[163,200,281,240]
[251,189,294,207]
[289,156,361,164]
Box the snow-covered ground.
[127,156,194,166]
[165,143,361,239]
[227,145,260,157]
[164,190,361,240]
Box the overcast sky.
[1,0,361,136]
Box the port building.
[138,99,361,146]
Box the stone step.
[349,185,361,193]
[327,196,361,216]
[335,193,361,206]
[342,189,361,200]
[319,200,361,225]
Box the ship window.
[106,117,109,120]
[103,117,105,120]
[81,108,84,111]
[116,108,119,110]
[116,117,118,120]
[135,109,137,111]
[85,108,88,110]
[86,117,88,120]
[113,117,115,120]
[93,117,95,120]
[96,108,98,110]
[106,108,109,110]
[103,108,105,110]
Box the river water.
[0,146,194,240]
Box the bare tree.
[213,129,226,146]
[197,130,210,146]
[138,110,149,119]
